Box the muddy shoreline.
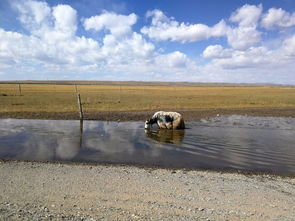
[1,107,295,121]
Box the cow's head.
[144,118,154,129]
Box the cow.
[145,111,185,130]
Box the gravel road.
[0,160,294,220]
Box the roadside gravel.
[1,161,295,220]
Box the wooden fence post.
[119,85,121,103]
[18,83,22,96]
[77,93,84,120]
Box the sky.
[0,0,295,84]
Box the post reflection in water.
[58,119,84,159]
[144,129,185,144]
[54,120,83,160]
[79,120,84,148]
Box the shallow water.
[0,115,295,175]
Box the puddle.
[0,115,295,175]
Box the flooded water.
[0,115,295,175]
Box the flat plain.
[1,82,295,120]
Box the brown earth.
[1,107,295,121]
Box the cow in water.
[145,111,185,130]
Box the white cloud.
[212,46,273,69]
[52,4,77,38]
[202,45,233,59]
[226,26,261,50]
[1,1,295,84]
[0,27,102,68]
[141,8,262,50]
[155,51,189,68]
[11,0,51,35]
[229,4,262,27]
[226,4,263,50]
[83,11,137,37]
[282,34,295,57]
[261,8,295,29]
[2,1,158,78]
[101,32,155,66]
[3,1,103,68]
[202,39,295,71]
[141,9,227,43]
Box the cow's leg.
[172,117,185,129]
[166,122,173,129]
[157,121,167,129]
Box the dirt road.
[0,160,294,220]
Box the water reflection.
[145,129,185,144]
[0,116,295,175]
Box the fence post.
[77,93,84,120]
[119,85,121,103]
[18,83,22,96]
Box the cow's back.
[153,111,185,129]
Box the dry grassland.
[0,83,295,114]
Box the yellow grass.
[0,83,295,113]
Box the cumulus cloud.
[0,1,101,71]
[141,7,263,50]
[11,0,51,35]
[282,34,295,57]
[12,1,78,41]
[202,45,233,59]
[261,8,295,29]
[2,0,157,73]
[83,11,137,37]
[226,4,263,50]
[1,1,295,84]
[52,5,77,38]
[155,51,189,68]
[229,4,262,27]
[141,9,227,43]
[214,47,273,69]
[101,32,155,66]
[4,1,196,78]
[202,42,295,71]
[226,26,261,50]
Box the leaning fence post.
[77,93,84,120]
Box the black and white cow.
[145,111,185,130]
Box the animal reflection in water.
[145,129,185,144]
[145,111,185,130]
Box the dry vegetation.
[1,83,295,115]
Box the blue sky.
[0,0,295,84]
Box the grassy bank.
[1,83,295,114]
